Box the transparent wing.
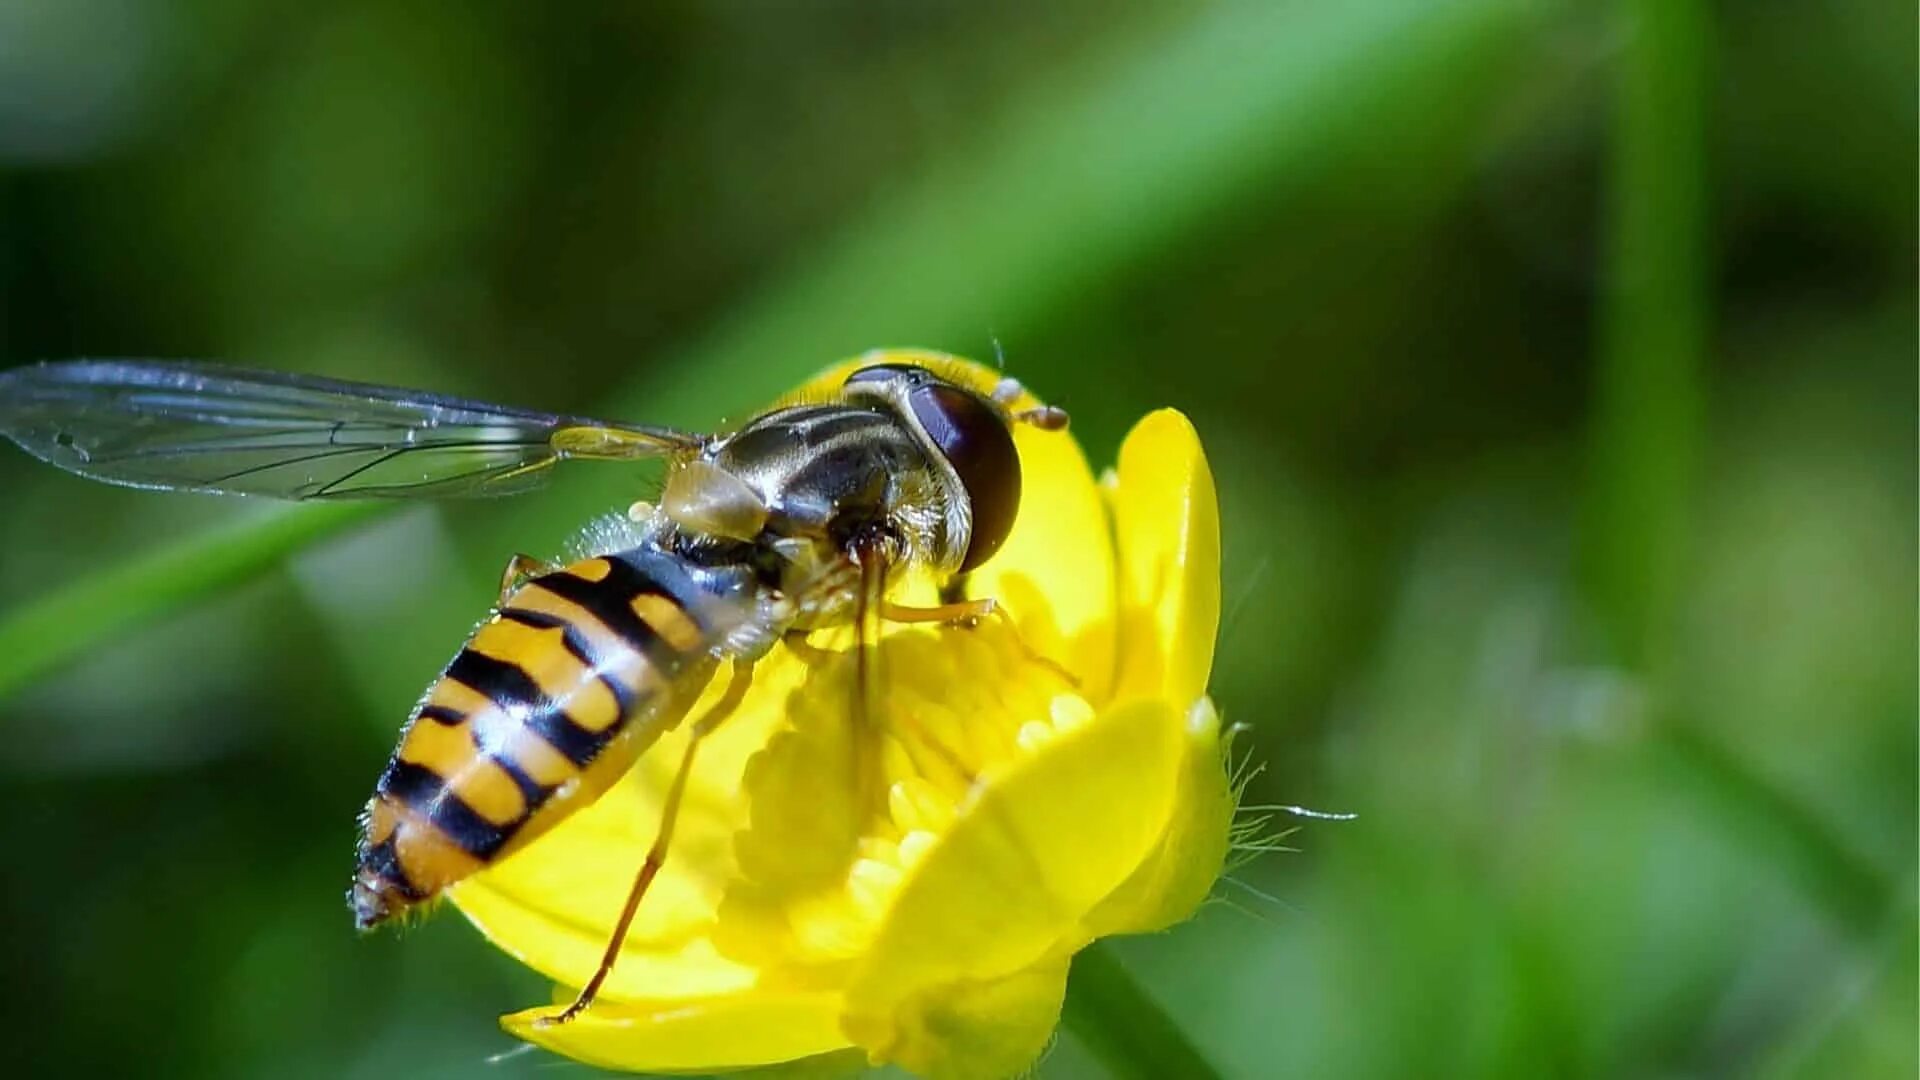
[0,360,705,500]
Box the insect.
[0,352,1069,1025]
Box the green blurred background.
[0,2,1912,1077]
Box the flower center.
[714,616,1092,971]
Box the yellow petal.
[501,986,850,1073]
[843,959,1070,1080]
[1081,696,1234,935]
[1107,409,1221,704]
[844,698,1185,1013]
[795,350,1118,700]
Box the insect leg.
[534,658,757,1028]
[854,553,885,734]
[497,553,555,603]
[881,598,1078,687]
[848,536,894,819]
[780,629,836,667]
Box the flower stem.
[1060,941,1221,1080]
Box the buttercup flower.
[449,353,1228,1079]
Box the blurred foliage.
[0,2,1912,1078]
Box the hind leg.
[533,659,758,1027]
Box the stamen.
[896,829,938,868]
[1048,695,1095,731]
[725,609,1098,962]
[1016,721,1055,754]
[889,778,956,834]
[848,858,904,917]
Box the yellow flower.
[448,352,1228,1079]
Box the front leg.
[880,598,1078,687]
[781,629,837,667]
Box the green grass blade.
[1580,0,1900,947]
[609,0,1535,426]
[0,0,1533,700]
[0,503,380,700]
[1580,0,1711,668]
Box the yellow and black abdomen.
[350,548,741,929]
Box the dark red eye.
[907,383,1020,571]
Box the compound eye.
[907,383,1020,571]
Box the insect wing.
[0,360,704,499]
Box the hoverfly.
[0,352,1069,1024]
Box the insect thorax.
[692,402,966,575]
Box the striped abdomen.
[350,548,746,929]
